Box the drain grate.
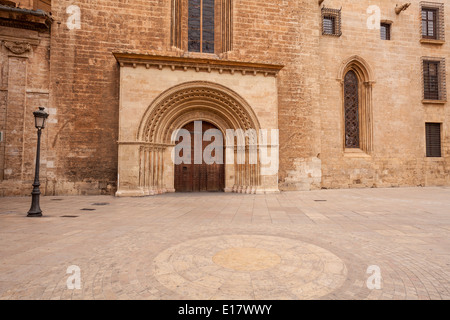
[314,200,327,202]
[61,215,79,218]
[92,203,110,206]
[80,208,96,211]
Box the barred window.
[421,2,445,41]
[425,123,441,157]
[423,61,439,100]
[380,23,391,40]
[422,57,447,101]
[322,7,341,37]
[323,16,335,35]
[422,8,437,39]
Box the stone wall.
[0,24,50,196]
[317,0,449,189]
[0,0,448,196]
[46,0,321,195]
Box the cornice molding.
[113,53,284,77]
[0,5,52,32]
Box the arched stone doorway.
[135,81,263,196]
[174,121,225,192]
[114,53,282,197]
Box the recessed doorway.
[174,121,225,192]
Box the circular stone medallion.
[212,247,281,271]
[152,235,347,300]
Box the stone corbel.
[3,41,32,55]
[395,3,411,15]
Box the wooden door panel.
[174,121,224,192]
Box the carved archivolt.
[3,41,32,55]
[138,81,261,144]
[337,55,375,84]
[135,81,263,194]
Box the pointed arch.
[337,56,375,154]
[337,55,375,83]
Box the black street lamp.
[27,107,49,217]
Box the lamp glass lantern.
[33,107,49,129]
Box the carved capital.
[3,41,32,55]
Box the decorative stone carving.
[139,82,261,144]
[113,53,283,78]
[395,3,411,15]
[133,81,264,195]
[3,41,31,55]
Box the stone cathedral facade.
[0,0,448,196]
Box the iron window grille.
[425,123,442,157]
[344,70,360,148]
[380,23,391,40]
[322,7,342,37]
[422,57,447,101]
[420,2,445,41]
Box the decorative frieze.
[113,53,283,78]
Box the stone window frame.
[170,0,233,55]
[422,57,447,103]
[337,56,375,156]
[321,7,342,37]
[420,1,445,44]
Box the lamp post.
[27,107,49,217]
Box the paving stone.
[0,187,449,299]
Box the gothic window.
[344,71,360,148]
[339,56,374,154]
[171,0,233,54]
[188,0,214,53]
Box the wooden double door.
[174,121,225,192]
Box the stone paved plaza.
[0,187,449,300]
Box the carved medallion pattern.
[3,41,31,55]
